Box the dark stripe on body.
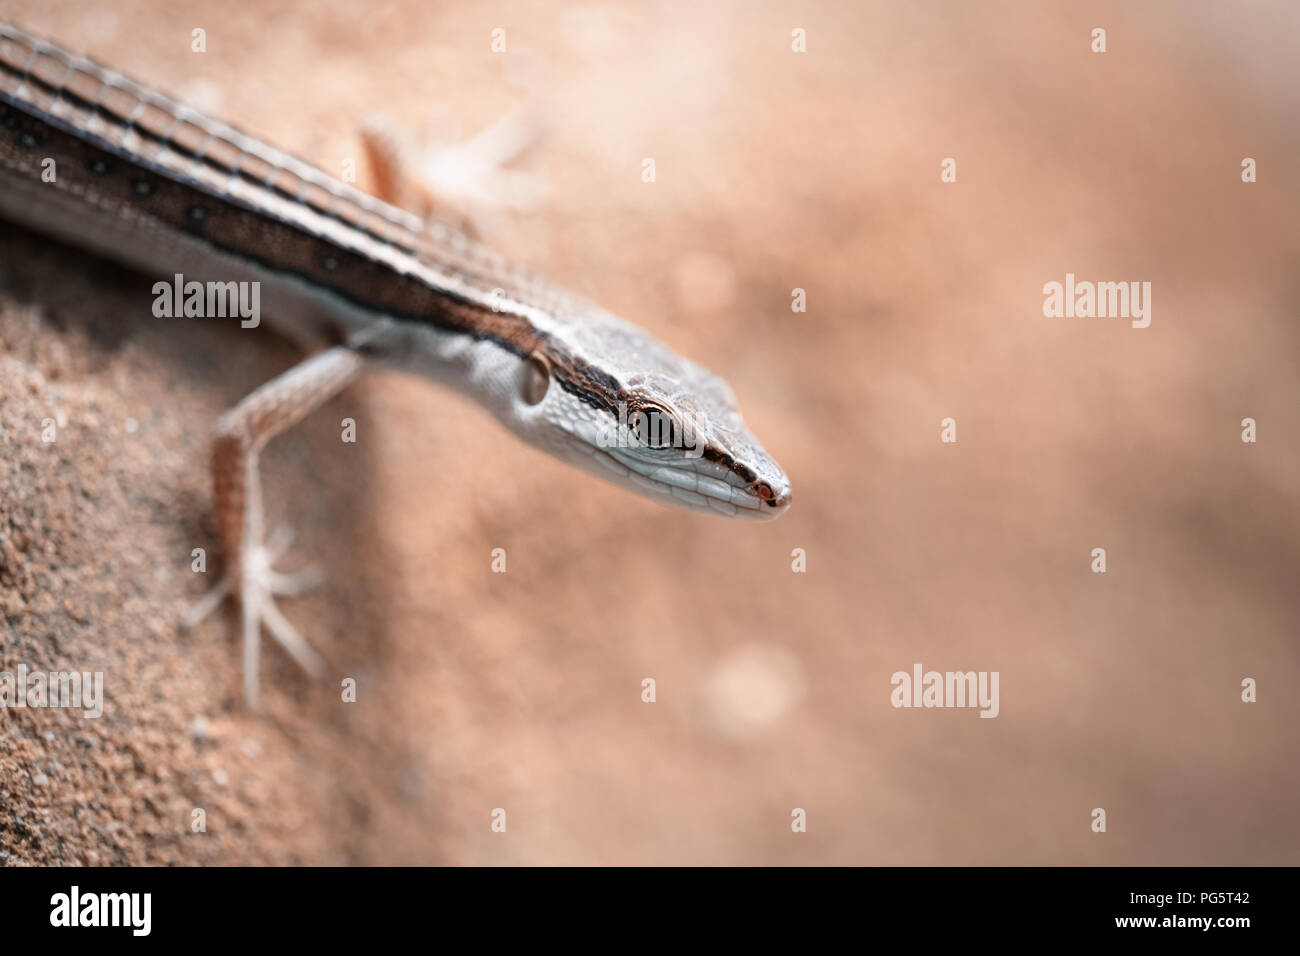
[0,25,764,490]
[0,89,625,417]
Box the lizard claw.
[181,523,328,706]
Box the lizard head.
[366,271,791,519]
[506,307,793,520]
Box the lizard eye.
[632,405,680,448]
[523,352,550,405]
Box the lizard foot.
[181,523,326,706]
[360,101,547,237]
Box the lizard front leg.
[359,102,546,237]
[182,346,366,707]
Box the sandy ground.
[1,0,1297,865]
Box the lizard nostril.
[753,480,791,509]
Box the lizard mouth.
[580,442,790,519]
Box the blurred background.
[0,0,1296,864]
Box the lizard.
[0,22,792,706]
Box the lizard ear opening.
[523,352,551,405]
